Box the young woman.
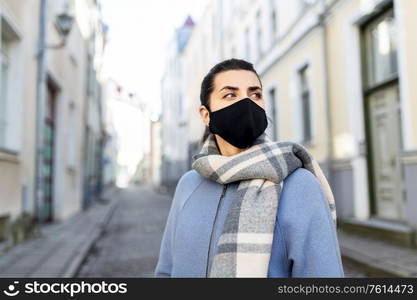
[154,58,345,278]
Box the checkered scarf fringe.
[191,132,337,277]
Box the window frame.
[298,64,313,144]
[362,8,398,90]
[0,29,10,148]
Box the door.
[367,84,405,220]
[362,6,405,222]
[40,82,57,222]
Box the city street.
[76,185,171,277]
[0,182,366,278]
[1,0,417,284]
[75,185,366,278]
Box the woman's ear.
[199,105,210,126]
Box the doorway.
[361,6,406,222]
[366,84,405,220]
[39,79,57,222]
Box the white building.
[164,0,417,248]
[103,79,148,188]
[80,0,107,209]
[160,16,195,187]
[0,0,106,246]
[150,115,162,186]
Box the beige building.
[0,0,105,246]
[165,0,417,247]
[320,0,417,245]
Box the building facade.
[149,114,162,186]
[80,0,107,209]
[162,0,417,247]
[160,16,195,187]
[0,0,106,247]
[103,78,148,188]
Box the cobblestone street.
[76,185,171,277]
[342,260,367,278]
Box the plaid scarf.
[191,132,337,278]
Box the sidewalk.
[338,229,417,277]
[0,186,119,278]
[153,183,176,199]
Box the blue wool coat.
[154,168,345,277]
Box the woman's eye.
[223,93,235,99]
[252,93,262,99]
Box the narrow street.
[75,184,366,278]
[2,0,417,286]
[76,185,172,277]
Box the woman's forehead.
[213,70,261,91]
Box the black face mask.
[208,97,268,149]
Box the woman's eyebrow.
[248,86,262,91]
[219,85,239,92]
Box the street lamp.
[49,9,74,48]
[56,11,74,38]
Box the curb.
[338,229,417,278]
[62,199,119,278]
[341,248,402,278]
[341,246,417,278]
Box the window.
[256,10,262,59]
[0,17,20,151]
[0,26,10,148]
[267,87,278,141]
[244,27,250,61]
[86,54,94,97]
[298,65,312,143]
[231,46,236,58]
[363,9,398,88]
[270,0,277,38]
[212,12,216,46]
[67,102,76,169]
[297,0,315,12]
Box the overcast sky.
[99,0,208,184]
[100,0,208,115]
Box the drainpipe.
[319,0,335,182]
[34,0,48,222]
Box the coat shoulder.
[284,168,322,191]
[177,169,205,191]
[278,168,327,225]
[173,170,205,210]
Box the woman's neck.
[214,134,248,156]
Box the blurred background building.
[160,0,417,249]
[0,0,108,248]
[160,16,195,187]
[103,78,149,189]
[132,111,162,186]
